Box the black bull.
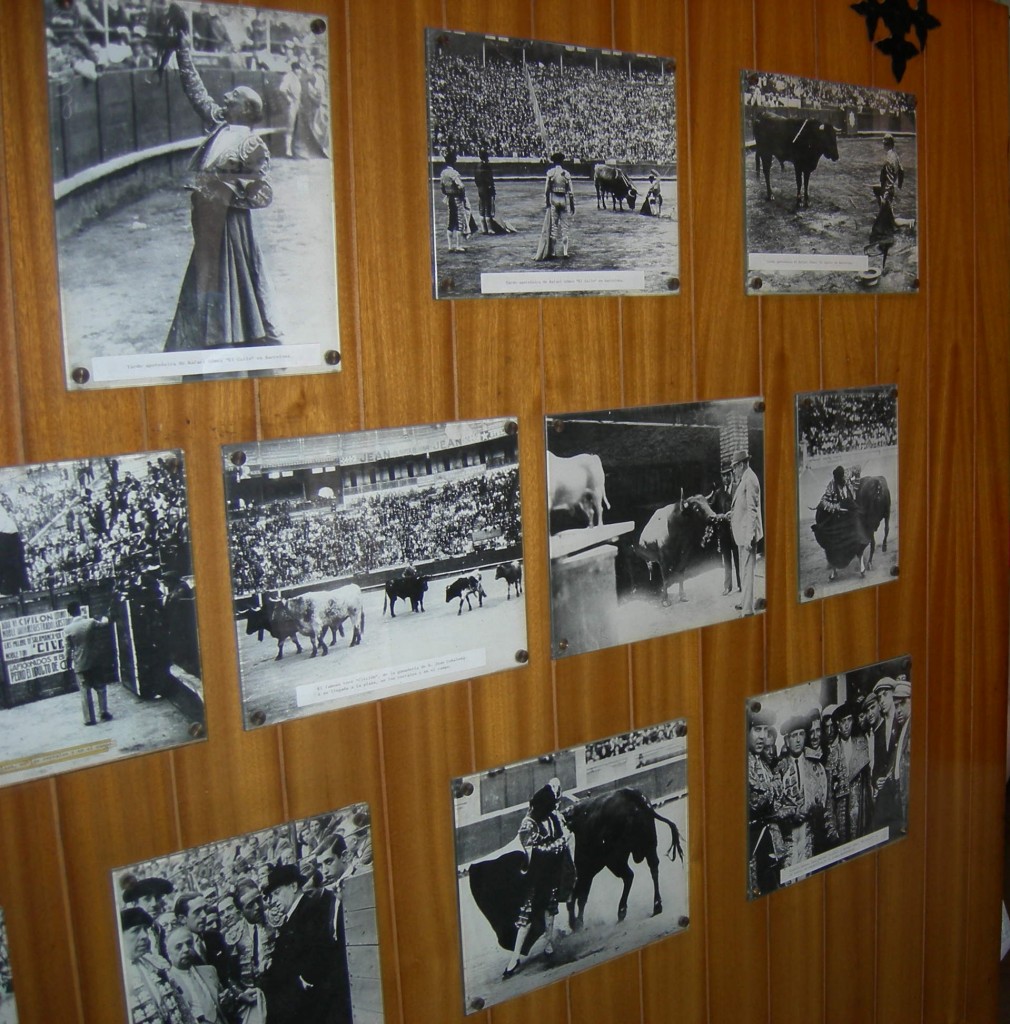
[753,113,839,207]
[382,575,428,616]
[468,789,683,954]
[812,475,891,570]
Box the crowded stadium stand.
[799,389,897,457]
[225,425,521,593]
[427,30,676,170]
[2,456,191,593]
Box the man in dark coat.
[260,863,348,1024]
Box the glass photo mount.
[46,0,340,389]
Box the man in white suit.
[729,449,763,616]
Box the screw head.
[249,709,266,727]
[230,450,247,467]
[71,366,90,385]
[324,350,341,366]
[515,649,529,664]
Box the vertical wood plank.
[921,4,976,1021]
[965,2,1010,1020]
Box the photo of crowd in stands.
[223,417,527,726]
[746,656,911,899]
[796,384,898,602]
[0,909,17,1024]
[546,399,764,658]
[46,0,339,388]
[452,720,688,1012]
[741,70,917,294]
[0,450,204,787]
[425,29,678,298]
[112,802,384,1024]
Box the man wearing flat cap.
[891,679,912,824]
[873,676,898,754]
[729,449,763,617]
[259,863,347,1024]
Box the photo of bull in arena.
[746,656,911,899]
[545,398,765,659]
[796,385,898,602]
[741,69,917,294]
[425,28,678,299]
[45,0,340,388]
[112,802,383,1024]
[451,720,688,1013]
[0,450,205,787]
[223,417,527,727]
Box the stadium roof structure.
[228,421,511,474]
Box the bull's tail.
[652,808,684,864]
[359,605,365,638]
[382,591,388,616]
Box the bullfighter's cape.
[811,505,871,568]
[468,851,547,954]
[533,208,553,261]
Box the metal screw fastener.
[324,350,341,366]
[230,450,247,467]
[249,710,266,727]
[504,420,518,437]
[71,366,90,385]
[751,277,763,290]
[805,586,815,599]
[515,649,529,664]
[188,722,205,738]
[310,18,326,34]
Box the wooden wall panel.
[0,1,1008,1023]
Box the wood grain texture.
[0,2,1006,1024]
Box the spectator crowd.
[228,466,522,593]
[585,721,683,762]
[744,71,916,118]
[428,49,676,164]
[799,389,897,457]
[0,455,191,593]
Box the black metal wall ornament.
[851,0,941,82]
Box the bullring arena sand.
[234,571,527,726]
[455,796,689,1013]
[743,133,918,294]
[56,158,338,364]
[430,178,680,298]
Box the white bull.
[548,451,610,528]
[285,583,365,657]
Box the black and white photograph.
[425,28,678,299]
[746,656,911,899]
[46,0,339,389]
[741,70,918,295]
[796,384,898,602]
[223,418,527,727]
[0,909,18,1024]
[0,451,204,787]
[452,720,688,1013]
[112,803,384,1024]
[546,399,765,659]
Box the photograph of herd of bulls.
[425,28,679,299]
[741,70,918,295]
[222,418,527,727]
[0,450,204,787]
[795,384,898,602]
[451,720,688,1013]
[746,656,911,899]
[545,398,765,659]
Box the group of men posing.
[748,674,911,895]
[119,834,354,1024]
